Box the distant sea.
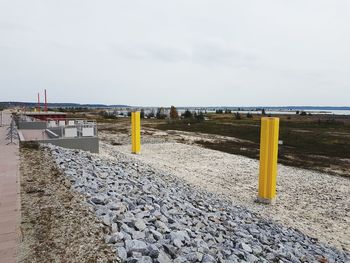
[177,107,350,116]
[249,109,350,116]
[323,110,350,115]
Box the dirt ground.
[100,128,350,253]
[17,143,119,263]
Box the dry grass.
[18,146,119,263]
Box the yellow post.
[258,117,280,204]
[131,111,141,154]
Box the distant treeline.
[0,101,129,109]
[1,101,349,111]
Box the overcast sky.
[0,1,349,106]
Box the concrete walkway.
[0,111,20,263]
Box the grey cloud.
[143,46,191,63]
[0,21,34,32]
[1,0,349,106]
[113,40,258,68]
[112,44,191,63]
[191,40,259,68]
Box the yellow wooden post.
[258,117,280,204]
[131,111,141,154]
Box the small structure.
[16,112,99,153]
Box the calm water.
[327,110,350,115]
[263,110,350,116]
[177,109,350,116]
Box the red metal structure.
[30,90,66,120]
[37,93,41,112]
[44,89,48,112]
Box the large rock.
[170,231,190,242]
[138,256,153,263]
[134,218,147,231]
[156,250,172,263]
[117,246,127,261]
[147,244,160,258]
[239,242,253,253]
[173,238,183,248]
[185,252,203,262]
[90,195,107,205]
[132,231,146,240]
[150,229,163,240]
[155,221,170,233]
[202,254,216,263]
[125,240,148,255]
[162,244,178,259]
[109,232,125,244]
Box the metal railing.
[6,118,18,144]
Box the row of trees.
[215,109,232,114]
[137,106,206,121]
[100,106,261,121]
[216,108,267,115]
[147,106,204,121]
[296,111,312,116]
[139,107,169,119]
[124,107,178,119]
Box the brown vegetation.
[18,146,119,263]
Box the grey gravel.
[47,145,350,263]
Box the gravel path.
[48,144,349,262]
[100,142,350,253]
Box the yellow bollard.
[131,111,141,154]
[258,117,280,204]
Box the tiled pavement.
[0,111,20,263]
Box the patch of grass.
[21,141,40,150]
[157,120,260,142]
[156,116,350,159]
[154,114,350,175]
[197,140,348,175]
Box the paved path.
[0,111,20,263]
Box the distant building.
[16,111,99,153]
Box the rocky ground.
[101,142,350,253]
[47,143,349,263]
[18,143,119,263]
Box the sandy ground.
[18,144,119,263]
[100,141,350,253]
[98,124,250,146]
[99,121,350,177]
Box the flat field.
[87,111,350,177]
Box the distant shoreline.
[1,101,350,110]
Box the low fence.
[35,137,99,153]
[17,116,99,153]
[17,115,47,129]
[42,120,99,153]
[47,120,97,138]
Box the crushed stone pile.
[48,145,350,263]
